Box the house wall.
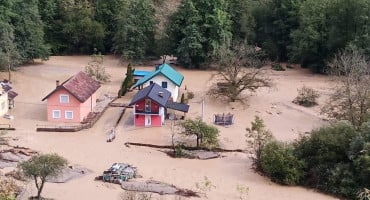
[134,115,145,126]
[142,74,179,102]
[151,115,162,126]
[0,92,9,116]
[46,88,81,123]
[79,92,97,122]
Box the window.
[149,81,154,85]
[145,99,151,112]
[60,95,69,103]
[65,111,73,119]
[161,81,168,88]
[52,110,61,119]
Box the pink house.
[129,83,171,127]
[42,72,101,123]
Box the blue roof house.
[132,63,184,102]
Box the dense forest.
[0,0,369,72]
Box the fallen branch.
[124,142,245,153]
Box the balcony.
[134,109,159,115]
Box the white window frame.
[65,111,73,120]
[60,94,69,103]
[52,110,61,119]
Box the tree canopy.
[0,0,368,70]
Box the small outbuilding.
[42,71,101,123]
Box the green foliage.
[293,121,361,198]
[181,118,219,148]
[252,0,301,61]
[293,86,320,107]
[85,52,110,82]
[180,93,186,104]
[166,0,232,68]
[195,176,215,198]
[174,144,184,158]
[18,153,68,199]
[12,0,49,62]
[271,62,285,71]
[119,63,135,97]
[113,0,156,60]
[289,0,370,72]
[187,91,194,100]
[261,141,304,185]
[228,0,255,44]
[61,1,105,54]
[0,177,18,200]
[246,116,273,170]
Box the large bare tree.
[322,49,370,128]
[208,44,271,102]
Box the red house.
[129,83,171,127]
[42,71,101,123]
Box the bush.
[261,141,304,185]
[294,121,361,198]
[271,62,285,71]
[293,86,320,107]
[187,91,194,100]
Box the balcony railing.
[134,109,159,115]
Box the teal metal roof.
[133,70,150,77]
[132,63,184,88]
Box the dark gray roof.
[166,101,189,113]
[7,91,18,100]
[129,83,171,107]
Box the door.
[145,115,151,126]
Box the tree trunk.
[36,179,46,200]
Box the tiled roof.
[129,83,171,107]
[132,63,184,88]
[42,71,101,103]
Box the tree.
[113,0,156,60]
[181,118,219,148]
[61,0,105,54]
[293,86,320,107]
[246,116,273,170]
[252,0,301,61]
[12,0,49,62]
[18,154,67,200]
[289,0,370,72]
[166,0,232,68]
[168,0,205,68]
[119,63,135,97]
[321,49,370,128]
[85,51,110,82]
[261,141,304,185]
[228,0,255,44]
[208,44,271,102]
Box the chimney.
[158,92,163,97]
[56,80,60,88]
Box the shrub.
[175,145,183,158]
[271,62,285,71]
[261,141,304,185]
[293,86,320,107]
[180,93,186,104]
[294,121,360,198]
[187,91,194,100]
